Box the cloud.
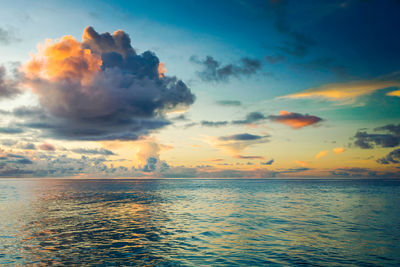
[268,110,322,129]
[261,159,274,165]
[207,133,270,157]
[190,55,262,82]
[142,157,158,172]
[0,27,20,45]
[280,80,400,102]
[0,153,33,167]
[208,158,223,162]
[132,139,172,171]
[216,100,242,106]
[269,0,315,58]
[375,124,400,136]
[295,160,309,167]
[279,167,311,174]
[218,133,265,141]
[38,143,55,151]
[20,26,195,141]
[0,65,21,99]
[315,150,329,159]
[159,167,277,178]
[354,132,399,149]
[353,124,400,149]
[330,167,378,178]
[199,112,266,128]
[333,147,346,154]
[71,148,115,156]
[295,57,348,77]
[377,149,400,164]
[1,139,18,147]
[0,151,133,178]
[190,110,321,130]
[232,112,266,125]
[387,90,400,97]
[18,143,36,150]
[0,126,23,134]
[200,120,229,127]
[171,114,188,121]
[142,156,169,172]
[265,55,286,64]
[234,155,265,160]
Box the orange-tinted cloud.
[23,35,102,85]
[38,143,55,151]
[333,147,346,154]
[295,160,309,167]
[208,158,224,162]
[158,62,167,78]
[387,90,400,97]
[19,27,195,141]
[268,110,322,129]
[315,150,329,159]
[135,139,173,166]
[280,80,400,102]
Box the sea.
[1,178,400,266]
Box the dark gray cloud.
[171,114,188,121]
[330,167,378,178]
[190,55,262,82]
[377,149,400,164]
[142,157,157,172]
[18,143,36,150]
[0,27,20,45]
[265,55,286,64]
[71,148,116,156]
[0,153,33,167]
[0,65,20,99]
[200,120,229,127]
[1,139,17,147]
[219,133,265,141]
[353,124,400,149]
[232,112,266,125]
[354,132,400,149]
[295,57,348,77]
[142,157,169,172]
[0,126,23,134]
[261,159,274,165]
[375,124,400,136]
[195,112,267,128]
[216,100,242,106]
[20,27,195,141]
[235,155,264,159]
[278,167,310,174]
[269,0,315,58]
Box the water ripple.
[0,179,400,265]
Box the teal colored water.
[1,179,400,266]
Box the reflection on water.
[1,179,400,265]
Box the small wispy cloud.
[315,150,329,159]
[280,80,400,103]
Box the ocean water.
[1,179,400,266]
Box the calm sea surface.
[1,178,400,266]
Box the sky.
[0,0,400,178]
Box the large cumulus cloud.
[20,26,195,140]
